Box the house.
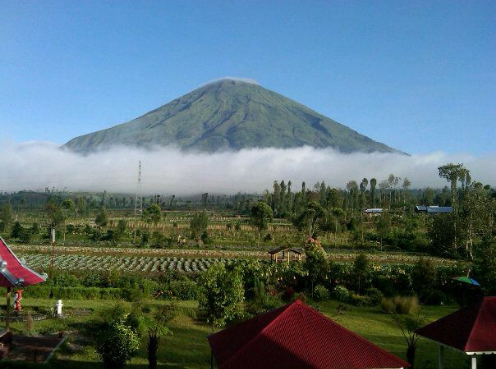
[415,205,453,214]
[416,296,496,369]
[268,246,302,263]
[208,300,409,369]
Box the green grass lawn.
[0,298,469,369]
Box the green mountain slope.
[63,79,400,154]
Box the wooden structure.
[268,246,302,263]
[208,299,409,369]
[0,237,46,332]
[416,296,496,369]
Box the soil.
[2,334,64,364]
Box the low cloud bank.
[1,141,494,195]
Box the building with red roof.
[0,237,46,331]
[416,296,496,369]
[208,299,409,369]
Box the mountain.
[63,78,400,154]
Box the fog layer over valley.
[2,141,495,194]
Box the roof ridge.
[293,301,315,366]
[219,300,296,368]
[0,237,47,282]
[464,298,486,351]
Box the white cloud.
[0,141,494,195]
[199,77,259,88]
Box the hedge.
[23,286,124,300]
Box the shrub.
[293,292,307,304]
[332,285,350,302]
[381,296,419,315]
[19,230,31,244]
[372,275,396,297]
[23,286,123,300]
[11,222,23,239]
[155,302,177,324]
[201,231,212,245]
[424,290,447,306]
[365,288,384,306]
[95,320,140,369]
[380,297,395,314]
[122,288,143,302]
[263,233,273,242]
[347,293,371,307]
[281,287,295,302]
[168,280,199,300]
[313,285,330,301]
[183,307,197,320]
[198,263,244,327]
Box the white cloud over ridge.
[200,77,259,88]
[1,141,494,195]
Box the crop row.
[21,254,230,274]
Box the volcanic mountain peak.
[63,79,400,154]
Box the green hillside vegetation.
[63,79,400,153]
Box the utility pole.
[49,227,56,280]
[133,161,142,245]
[49,226,56,299]
[134,161,142,217]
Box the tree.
[353,253,370,294]
[376,212,391,251]
[293,201,327,238]
[271,181,281,216]
[392,314,425,368]
[428,213,459,257]
[61,199,75,214]
[116,219,127,239]
[346,180,359,213]
[95,319,140,369]
[143,204,162,225]
[359,178,368,209]
[280,180,288,215]
[147,327,160,369]
[198,263,244,327]
[250,202,273,234]
[45,200,65,228]
[369,178,377,208]
[473,237,496,295]
[0,202,13,230]
[411,258,437,303]
[61,199,75,242]
[304,240,328,298]
[190,211,209,242]
[438,163,469,212]
[459,181,494,259]
[402,178,411,205]
[95,206,108,228]
[11,222,23,239]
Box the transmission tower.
[134,161,143,216]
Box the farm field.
[11,244,459,275]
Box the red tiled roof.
[0,238,46,287]
[416,296,496,354]
[208,300,409,369]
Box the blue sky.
[1,0,495,155]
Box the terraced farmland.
[22,254,231,274]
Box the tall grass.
[381,295,419,315]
